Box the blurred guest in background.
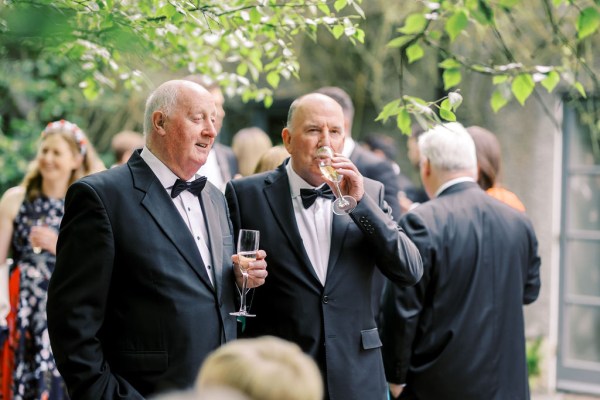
[380,122,540,400]
[0,120,104,400]
[184,75,239,191]
[467,125,526,212]
[253,145,289,174]
[231,127,272,177]
[363,133,420,213]
[398,125,429,214]
[196,336,323,400]
[111,129,145,167]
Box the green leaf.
[490,89,509,112]
[440,98,451,111]
[398,14,428,35]
[577,7,600,39]
[266,71,280,88]
[540,70,560,93]
[443,69,462,90]
[438,58,461,69]
[406,43,424,64]
[573,81,587,98]
[445,10,468,42]
[249,8,261,25]
[352,2,366,19]
[332,24,345,39]
[511,74,535,105]
[264,95,273,108]
[440,108,456,122]
[354,29,365,44]
[493,75,509,84]
[499,0,521,8]
[387,35,414,49]
[375,99,402,122]
[158,4,177,19]
[396,108,412,135]
[317,3,330,15]
[237,62,248,76]
[334,0,347,12]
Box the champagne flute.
[29,217,45,254]
[230,229,260,317]
[316,146,357,215]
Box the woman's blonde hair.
[197,336,323,400]
[231,127,272,177]
[21,120,105,201]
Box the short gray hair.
[419,122,477,173]
[143,83,179,135]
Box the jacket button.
[322,295,329,304]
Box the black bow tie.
[300,185,335,209]
[170,176,208,198]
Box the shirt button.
[187,207,191,211]
[207,265,211,269]
[322,296,329,304]
[196,236,200,240]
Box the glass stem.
[240,271,248,312]
[332,182,349,207]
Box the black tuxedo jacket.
[380,181,541,399]
[225,162,422,400]
[47,151,238,399]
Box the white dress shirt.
[435,176,476,198]
[198,149,225,193]
[141,147,214,285]
[286,162,332,285]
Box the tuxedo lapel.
[129,153,215,291]
[326,212,352,278]
[263,168,321,284]
[201,188,224,301]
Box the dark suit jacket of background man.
[47,151,238,399]
[381,181,541,400]
[350,144,402,222]
[225,162,422,400]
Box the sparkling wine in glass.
[230,229,260,317]
[29,218,45,254]
[316,146,357,215]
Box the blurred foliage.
[374,0,600,134]
[527,336,543,385]
[0,0,365,193]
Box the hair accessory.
[41,119,88,156]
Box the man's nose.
[204,121,217,137]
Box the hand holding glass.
[230,229,260,317]
[316,146,357,215]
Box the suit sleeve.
[47,181,143,400]
[380,211,431,384]
[523,218,541,305]
[350,183,423,287]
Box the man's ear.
[152,111,167,135]
[282,128,292,153]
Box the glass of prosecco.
[230,229,260,317]
[316,146,357,215]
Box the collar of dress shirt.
[286,159,326,199]
[434,176,476,198]
[140,146,201,190]
[342,137,355,158]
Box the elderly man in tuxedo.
[225,93,423,400]
[380,122,541,399]
[47,80,267,399]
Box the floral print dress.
[9,196,68,400]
